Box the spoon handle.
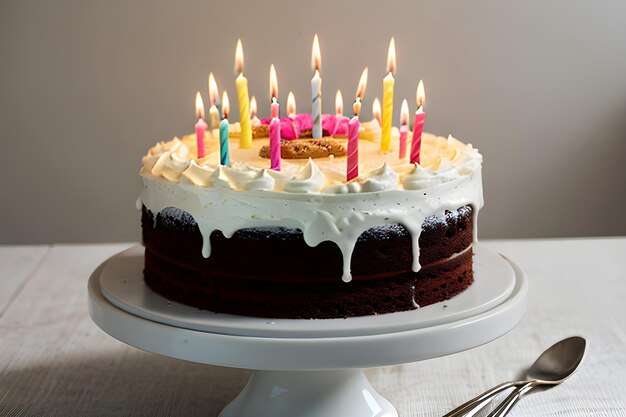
[442,382,521,417]
[486,382,535,417]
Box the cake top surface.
[140,127,482,195]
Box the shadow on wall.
[0,350,249,417]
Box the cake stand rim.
[99,243,517,338]
[87,251,527,370]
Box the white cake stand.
[88,244,527,417]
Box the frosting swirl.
[284,158,327,193]
[360,163,398,192]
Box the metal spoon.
[485,336,587,417]
[442,336,587,417]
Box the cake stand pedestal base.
[221,370,396,417]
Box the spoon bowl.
[526,336,587,384]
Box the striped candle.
[269,64,281,170]
[347,115,360,181]
[219,91,231,167]
[410,80,426,164]
[235,39,252,148]
[347,68,368,182]
[311,34,322,138]
[381,38,396,152]
[269,116,281,171]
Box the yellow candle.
[381,37,396,153]
[235,39,252,148]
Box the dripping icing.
[138,132,483,282]
[139,170,482,282]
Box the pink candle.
[269,64,281,170]
[194,92,208,158]
[347,115,360,182]
[270,65,279,118]
[269,117,281,171]
[410,80,426,164]
[399,126,408,160]
[286,91,300,138]
[347,68,368,182]
[334,90,343,137]
[399,99,409,160]
[195,118,208,159]
[410,111,425,164]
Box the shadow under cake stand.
[88,244,527,417]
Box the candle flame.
[235,39,244,75]
[222,90,230,119]
[195,91,205,119]
[416,79,426,108]
[335,90,343,115]
[250,96,257,118]
[311,33,321,72]
[269,64,278,99]
[373,98,382,126]
[400,99,409,126]
[208,72,218,106]
[353,98,362,116]
[287,91,296,116]
[386,37,396,75]
[356,67,368,100]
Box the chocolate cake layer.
[144,247,473,319]
[141,205,475,318]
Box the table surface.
[1,238,625,417]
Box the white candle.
[311,34,322,138]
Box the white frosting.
[402,164,433,189]
[284,158,327,193]
[360,163,398,192]
[139,131,484,282]
[245,169,275,191]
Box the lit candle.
[235,39,252,148]
[208,72,220,134]
[250,96,261,126]
[287,91,297,118]
[347,68,368,182]
[286,91,300,138]
[311,34,322,138]
[269,64,281,171]
[269,65,279,118]
[399,99,409,160]
[381,37,396,152]
[219,91,231,167]
[410,80,426,164]
[373,98,382,127]
[334,89,343,136]
[194,92,208,159]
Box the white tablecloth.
[0,238,625,416]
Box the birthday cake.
[138,37,484,319]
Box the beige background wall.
[1,0,625,244]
